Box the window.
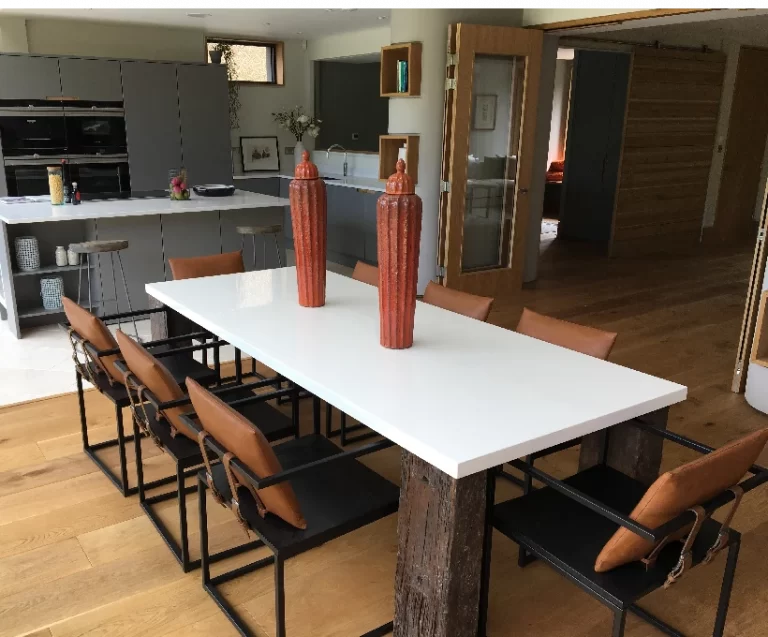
[206,38,283,85]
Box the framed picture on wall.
[473,95,497,130]
[240,136,280,172]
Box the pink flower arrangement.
[169,169,190,200]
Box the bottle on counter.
[61,160,71,204]
[71,181,81,205]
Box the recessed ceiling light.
[264,22,271,26]
[186,12,211,18]
[377,15,388,20]
[296,31,303,35]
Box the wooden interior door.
[609,48,726,257]
[710,46,768,245]
[439,24,543,299]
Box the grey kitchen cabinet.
[59,58,123,102]
[221,208,286,271]
[236,177,280,197]
[328,186,366,267]
[161,211,222,278]
[95,215,165,312]
[362,191,378,265]
[122,61,183,192]
[280,178,292,239]
[177,64,232,187]
[0,55,61,100]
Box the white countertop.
[234,172,385,192]
[0,190,289,224]
[146,268,687,479]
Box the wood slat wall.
[610,48,726,256]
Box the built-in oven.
[64,106,127,156]
[4,156,131,199]
[0,103,67,157]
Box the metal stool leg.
[252,235,257,270]
[86,254,93,312]
[110,252,121,332]
[263,235,267,270]
[77,253,83,306]
[274,233,282,267]
[116,251,140,340]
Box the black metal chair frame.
[181,412,398,637]
[324,402,380,447]
[114,357,301,572]
[63,306,223,497]
[486,421,768,637]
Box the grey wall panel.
[0,55,61,100]
[59,58,123,101]
[315,61,388,152]
[177,64,232,187]
[95,215,165,313]
[220,208,285,271]
[122,61,183,192]
[559,51,630,243]
[161,211,222,279]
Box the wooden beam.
[529,9,717,31]
[394,451,488,637]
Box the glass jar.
[47,166,64,205]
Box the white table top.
[0,190,289,224]
[146,268,687,479]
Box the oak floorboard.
[2,242,768,636]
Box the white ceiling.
[0,8,391,40]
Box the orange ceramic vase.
[289,151,327,307]
[377,159,422,349]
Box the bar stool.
[236,225,282,270]
[70,239,139,339]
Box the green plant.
[215,43,241,129]
[272,106,321,142]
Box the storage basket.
[14,236,40,271]
[40,276,64,311]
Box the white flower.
[308,126,320,138]
[297,115,309,124]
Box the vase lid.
[385,159,414,195]
[294,151,319,180]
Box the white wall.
[231,39,311,175]
[547,59,572,165]
[307,26,390,61]
[25,18,205,62]
[522,9,628,27]
[0,17,28,53]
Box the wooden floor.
[2,240,768,637]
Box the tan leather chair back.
[187,378,307,529]
[595,427,768,572]
[115,330,194,440]
[168,250,245,280]
[62,297,124,385]
[422,281,494,322]
[352,261,379,287]
[516,308,617,360]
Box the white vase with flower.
[272,106,321,168]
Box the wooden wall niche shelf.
[379,135,420,184]
[751,290,768,368]
[380,42,422,97]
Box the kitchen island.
[0,189,288,338]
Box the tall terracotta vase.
[289,151,327,307]
[377,159,422,349]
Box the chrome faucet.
[326,144,348,177]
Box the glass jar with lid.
[47,166,64,205]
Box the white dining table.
[146,267,687,637]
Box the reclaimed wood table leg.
[579,407,669,485]
[394,451,489,637]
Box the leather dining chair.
[422,281,494,322]
[352,260,379,287]
[502,307,619,565]
[62,296,218,497]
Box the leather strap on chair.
[124,372,163,450]
[67,329,100,386]
[641,536,675,571]
[222,452,254,539]
[664,505,708,589]
[197,431,224,506]
[703,486,744,565]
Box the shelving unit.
[379,135,420,185]
[380,42,422,97]
[13,263,93,277]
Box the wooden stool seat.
[69,239,130,254]
[236,224,283,236]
